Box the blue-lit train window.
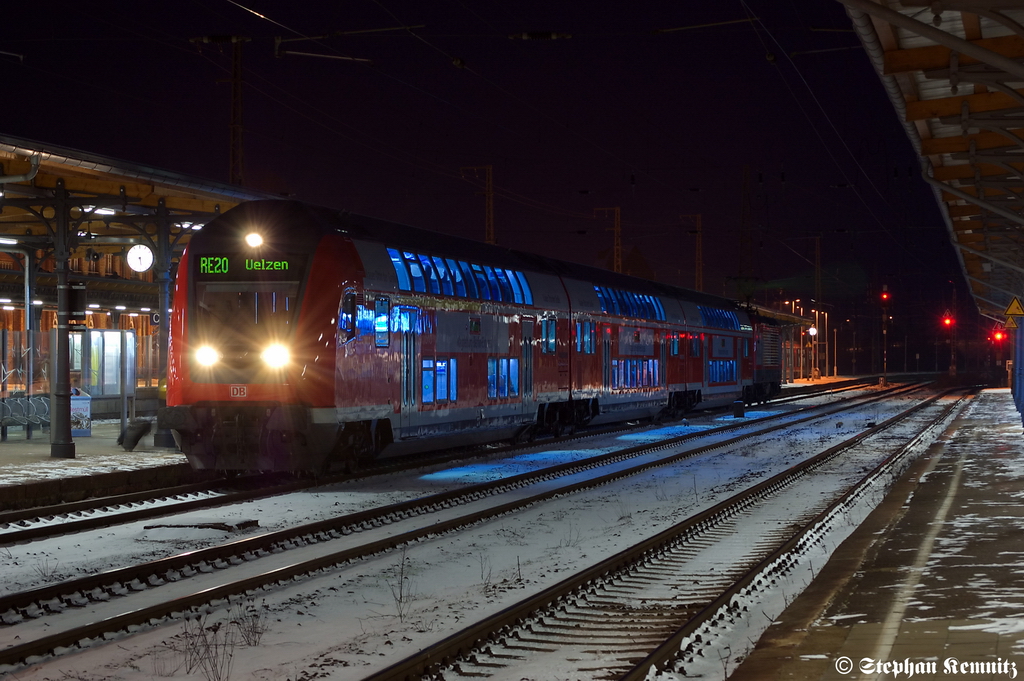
[446,258,467,297]
[387,248,411,291]
[449,358,457,401]
[691,337,702,357]
[470,264,491,300]
[432,256,455,296]
[457,261,479,298]
[436,358,448,400]
[670,336,679,356]
[422,359,435,403]
[509,358,519,396]
[374,297,390,347]
[498,358,509,397]
[653,297,666,320]
[576,321,595,354]
[487,358,497,398]
[481,266,502,300]
[541,318,556,353]
[503,269,524,303]
[517,272,534,305]
[403,252,426,292]
[417,255,440,294]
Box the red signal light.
[943,316,953,327]
[994,330,1006,341]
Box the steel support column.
[50,180,74,459]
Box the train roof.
[209,200,743,312]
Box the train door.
[602,326,611,390]
[400,308,418,430]
[521,316,535,415]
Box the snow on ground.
[1,388,946,681]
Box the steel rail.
[620,389,974,679]
[361,388,965,681]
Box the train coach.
[159,200,781,473]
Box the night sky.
[2,1,979,371]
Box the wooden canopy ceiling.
[841,0,1024,324]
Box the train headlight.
[195,345,221,367]
[261,343,290,368]
[245,232,263,248]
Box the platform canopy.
[0,133,273,312]
[840,0,1024,325]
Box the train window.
[402,252,426,293]
[744,339,749,357]
[502,268,524,303]
[375,297,390,347]
[450,358,458,401]
[445,258,467,297]
[698,306,740,330]
[436,358,448,401]
[482,266,503,301]
[387,248,411,291]
[417,255,441,295]
[541,318,556,353]
[671,336,679,356]
[458,261,480,298]
[498,358,509,397]
[487,358,497,398]
[432,257,455,296]
[509,358,519,396]
[691,337,701,357]
[341,292,357,342]
[515,271,534,305]
[422,359,435,403]
[494,268,515,302]
[573,321,595,353]
[470,264,491,300]
[653,297,666,320]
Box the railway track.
[0,379,883,547]
[0,381,931,673]
[366,388,972,681]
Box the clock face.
[127,244,154,272]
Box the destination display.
[194,254,303,279]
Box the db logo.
[229,385,247,398]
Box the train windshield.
[194,281,300,339]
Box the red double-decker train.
[160,200,781,472]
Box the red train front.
[162,202,354,471]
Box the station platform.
[0,421,194,511]
[731,387,1024,680]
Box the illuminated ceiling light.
[0,298,10,303]
[141,307,151,312]
[245,232,264,248]
[0,238,17,245]
[93,207,116,216]
[88,303,100,309]
[115,305,127,310]
[1,306,13,311]
[32,300,42,305]
[129,313,139,317]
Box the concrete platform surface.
[730,388,1024,681]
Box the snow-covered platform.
[730,388,1024,680]
[0,420,192,510]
